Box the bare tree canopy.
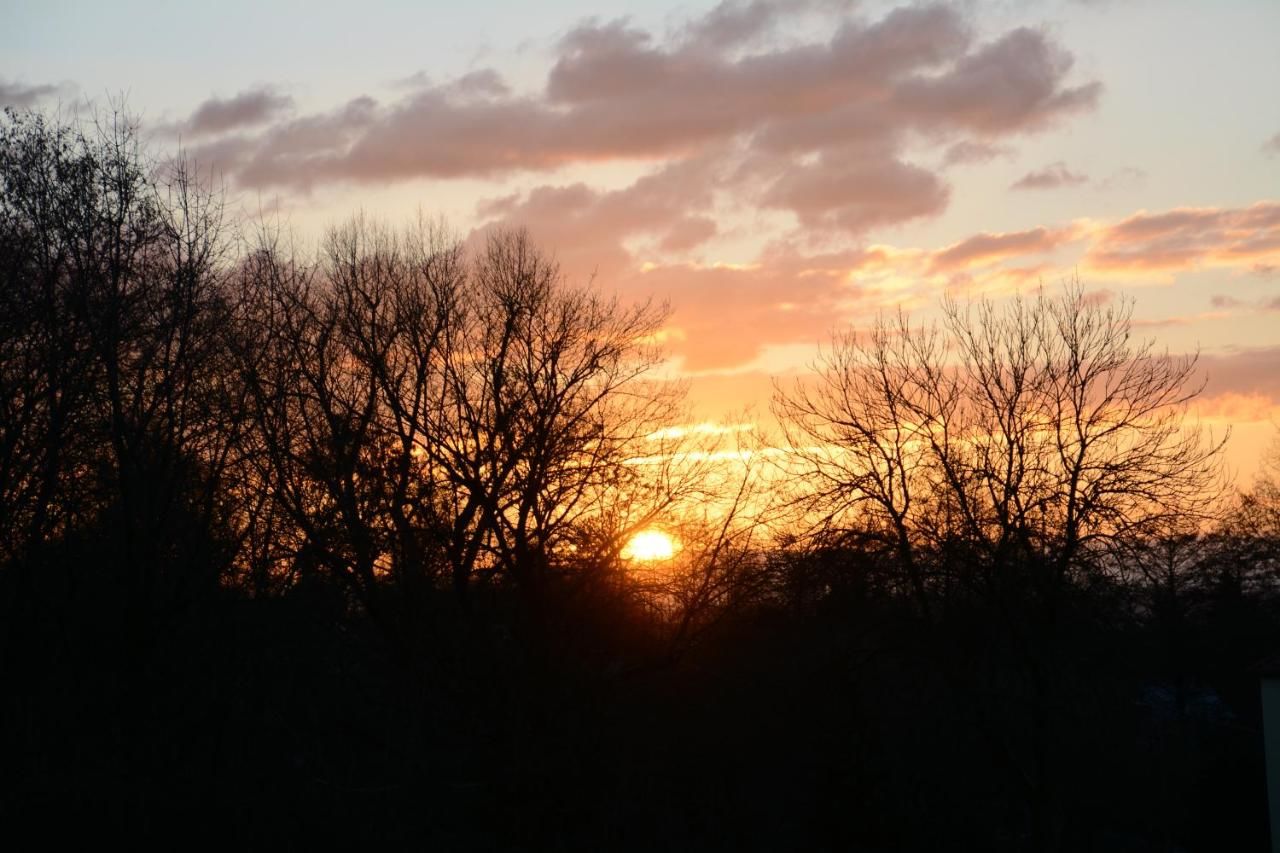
[774,283,1226,612]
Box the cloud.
[762,155,950,233]
[894,27,1100,133]
[476,197,1274,374]
[209,96,379,188]
[941,140,1012,166]
[626,199,1280,370]
[473,154,723,276]
[1210,293,1280,312]
[659,216,719,252]
[1095,166,1146,191]
[0,78,71,109]
[185,0,1099,215]
[1084,202,1280,273]
[1011,161,1089,190]
[183,87,294,137]
[679,0,853,51]
[928,226,1077,272]
[626,250,872,370]
[1192,353,1280,468]
[1196,346,1280,409]
[1263,132,1280,157]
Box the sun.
[622,529,677,562]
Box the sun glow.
[622,529,677,562]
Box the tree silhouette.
[424,229,677,602]
[776,284,1225,606]
[0,106,239,622]
[232,215,692,652]
[774,283,1227,848]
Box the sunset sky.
[5,0,1279,481]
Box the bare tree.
[775,282,1224,611]
[235,221,687,640]
[232,216,460,644]
[425,229,679,604]
[0,105,240,615]
[773,282,1226,849]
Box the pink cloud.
[1096,166,1147,191]
[1196,346,1280,407]
[659,216,719,252]
[1085,202,1280,272]
[762,155,949,233]
[893,28,1100,133]
[183,1,1098,208]
[473,154,722,276]
[679,0,857,51]
[1210,293,1280,312]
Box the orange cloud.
[1084,202,1280,273]
[1197,345,1280,403]
[928,226,1078,272]
[622,247,885,371]
[622,201,1280,372]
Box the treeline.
[2,106,1278,851]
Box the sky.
[4,0,1279,483]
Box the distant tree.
[773,282,1226,849]
[775,283,1224,615]
[0,105,239,619]
[1218,433,1280,592]
[1192,431,1280,708]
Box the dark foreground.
[4,555,1271,852]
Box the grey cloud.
[942,140,1013,166]
[185,87,294,137]
[0,78,72,110]
[763,155,950,233]
[894,28,1101,133]
[1011,161,1089,190]
[1095,166,1146,190]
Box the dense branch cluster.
[774,289,1225,615]
[0,108,730,621]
